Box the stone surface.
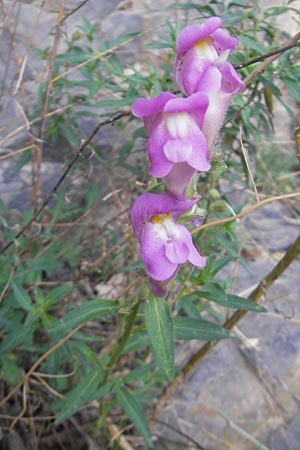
[156,253,300,450]
[0,2,300,449]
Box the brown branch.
[60,0,88,24]
[244,31,300,85]
[235,38,300,70]
[38,0,65,138]
[32,0,65,207]
[153,232,300,419]
[151,28,300,422]
[191,191,300,234]
[0,110,131,255]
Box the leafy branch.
[152,231,300,420]
[0,110,131,255]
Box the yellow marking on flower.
[150,213,172,223]
[195,37,212,49]
[151,215,163,223]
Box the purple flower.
[163,162,196,199]
[202,62,245,149]
[174,17,245,149]
[132,92,211,189]
[174,16,239,96]
[131,193,205,293]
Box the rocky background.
[1,1,300,449]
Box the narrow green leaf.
[93,96,138,109]
[266,5,300,17]
[1,354,23,384]
[49,299,119,334]
[238,35,265,54]
[174,317,232,341]
[90,381,116,401]
[226,294,267,312]
[12,282,32,311]
[222,12,248,26]
[7,151,31,177]
[122,330,149,354]
[200,284,267,312]
[123,363,156,383]
[111,32,141,48]
[122,261,144,272]
[44,285,74,309]
[145,295,174,381]
[0,326,34,355]
[145,42,173,49]
[228,0,252,8]
[116,386,152,447]
[55,369,102,423]
[56,51,94,64]
[284,77,300,102]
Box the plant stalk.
[152,233,300,420]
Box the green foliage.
[174,317,232,340]
[49,299,119,334]
[116,386,153,447]
[145,293,175,381]
[56,369,103,423]
[1,0,300,447]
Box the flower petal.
[187,134,210,170]
[163,163,195,199]
[188,242,206,267]
[195,65,222,93]
[131,193,200,241]
[147,124,173,177]
[132,92,176,133]
[181,228,206,267]
[140,222,178,281]
[132,92,175,118]
[163,138,193,163]
[175,52,212,96]
[220,62,245,94]
[163,135,210,172]
[164,92,209,118]
[165,238,189,264]
[211,28,238,53]
[176,17,223,57]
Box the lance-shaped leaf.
[55,369,102,423]
[200,283,267,312]
[49,299,119,334]
[0,326,35,356]
[145,294,174,381]
[174,317,232,341]
[12,282,32,311]
[116,386,152,447]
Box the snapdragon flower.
[132,92,210,197]
[174,16,238,96]
[203,64,245,149]
[131,193,205,295]
[174,17,245,149]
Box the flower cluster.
[131,17,245,296]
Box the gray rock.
[0,96,30,147]
[244,202,300,252]
[100,11,142,63]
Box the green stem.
[152,233,300,420]
[103,299,141,385]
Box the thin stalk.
[103,299,141,385]
[153,233,300,419]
